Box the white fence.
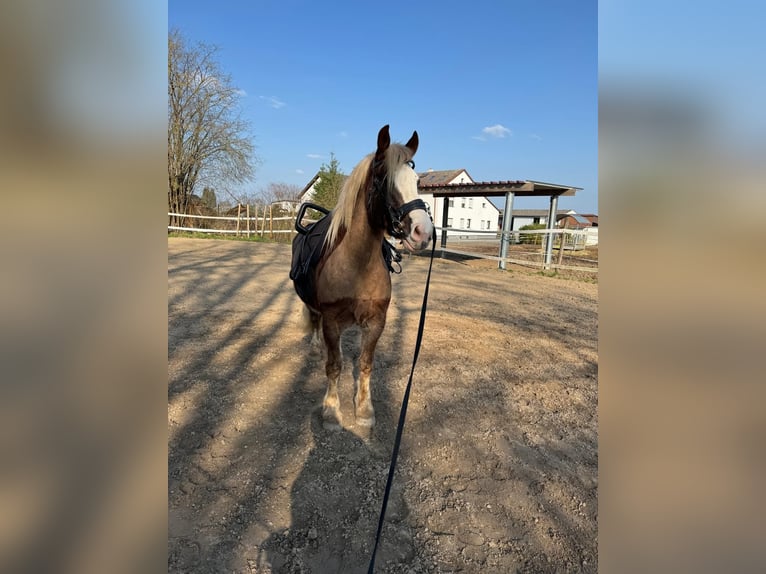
[168,212,597,273]
[167,210,295,238]
[434,226,598,273]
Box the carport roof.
[419,179,581,198]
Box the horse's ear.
[405,130,419,155]
[376,125,391,157]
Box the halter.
[372,159,431,239]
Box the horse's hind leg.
[307,307,323,353]
[355,315,386,428]
[321,319,343,431]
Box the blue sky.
[169,0,597,213]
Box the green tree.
[201,187,217,210]
[168,29,256,226]
[311,153,345,210]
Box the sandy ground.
[168,237,598,573]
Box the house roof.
[299,173,320,197]
[417,169,472,186]
[299,172,349,198]
[512,209,571,218]
[569,214,592,225]
[419,179,581,198]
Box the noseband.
[372,159,430,239]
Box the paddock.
[168,237,598,573]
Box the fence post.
[543,195,558,270]
[269,205,273,239]
[246,204,251,238]
[236,204,242,237]
[261,205,267,237]
[557,221,568,267]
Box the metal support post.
[498,192,514,270]
[440,197,450,249]
[543,194,559,269]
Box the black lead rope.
[367,235,437,573]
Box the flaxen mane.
[324,143,415,250]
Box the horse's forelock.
[386,143,417,202]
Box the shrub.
[519,223,546,245]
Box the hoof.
[322,420,343,432]
[355,416,375,428]
[322,407,343,431]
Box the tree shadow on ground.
[168,239,434,573]
[257,413,422,573]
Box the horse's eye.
[406,160,415,169]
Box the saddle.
[290,203,402,307]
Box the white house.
[416,169,501,238]
[300,169,501,239]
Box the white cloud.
[235,89,247,97]
[259,95,286,109]
[306,153,323,159]
[481,124,512,138]
[338,131,349,138]
[529,133,543,141]
[295,169,304,175]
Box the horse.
[290,125,434,431]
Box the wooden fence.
[167,207,295,240]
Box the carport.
[418,180,582,270]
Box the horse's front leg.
[321,319,343,431]
[356,315,386,428]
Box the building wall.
[419,171,501,237]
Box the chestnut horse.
[290,125,434,430]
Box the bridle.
[372,159,431,239]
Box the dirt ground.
[168,237,598,573]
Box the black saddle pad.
[290,213,333,307]
[290,212,402,307]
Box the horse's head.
[372,125,434,251]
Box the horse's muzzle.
[402,210,434,251]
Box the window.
[459,218,464,228]
[449,198,454,207]
[480,220,484,230]
[461,199,465,208]
[466,219,471,229]
[482,202,486,209]
[469,198,473,209]
[447,218,453,227]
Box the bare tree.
[251,182,302,213]
[266,182,302,202]
[168,30,255,225]
[264,182,302,215]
